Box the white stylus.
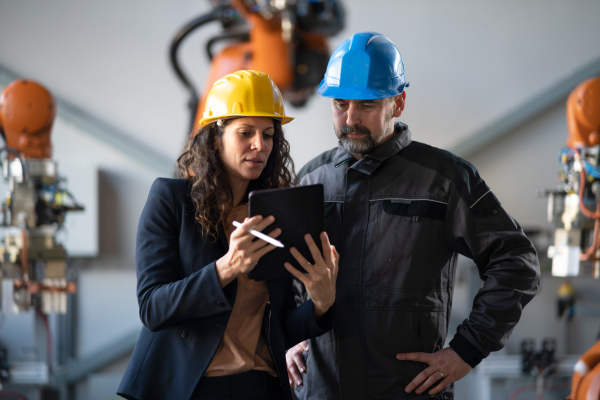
[232,220,285,248]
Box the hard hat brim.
[199,113,295,127]
[317,80,409,100]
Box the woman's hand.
[285,232,339,319]
[216,215,280,287]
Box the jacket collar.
[332,122,412,175]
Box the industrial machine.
[543,76,600,400]
[169,0,345,133]
[568,340,600,400]
[0,79,83,316]
[547,76,600,279]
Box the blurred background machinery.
[546,76,600,279]
[541,76,600,400]
[0,79,83,397]
[0,79,83,316]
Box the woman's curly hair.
[175,118,298,241]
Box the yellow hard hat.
[199,70,294,127]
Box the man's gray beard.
[339,135,376,155]
[336,112,395,155]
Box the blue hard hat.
[318,31,409,100]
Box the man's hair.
[174,119,297,241]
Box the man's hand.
[286,341,309,387]
[395,347,472,395]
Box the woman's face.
[216,117,275,187]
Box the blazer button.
[214,300,225,307]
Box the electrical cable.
[168,7,226,132]
[576,149,600,219]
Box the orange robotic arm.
[0,79,55,159]
[192,0,295,133]
[170,0,343,134]
[569,340,600,400]
[566,77,600,149]
[229,0,295,85]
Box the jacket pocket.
[382,199,446,221]
[369,199,451,293]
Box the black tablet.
[247,184,324,281]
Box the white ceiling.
[1,0,600,169]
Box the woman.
[117,70,338,400]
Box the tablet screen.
[247,184,324,281]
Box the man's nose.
[346,104,360,126]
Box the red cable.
[0,391,28,400]
[508,382,571,400]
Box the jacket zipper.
[266,301,282,381]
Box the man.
[285,31,541,400]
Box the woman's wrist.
[215,257,237,287]
[312,301,331,320]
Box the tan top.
[204,274,276,377]
[204,205,277,377]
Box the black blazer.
[117,178,331,400]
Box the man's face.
[332,94,405,158]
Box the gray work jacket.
[293,123,540,399]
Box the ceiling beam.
[450,56,600,158]
[0,64,174,175]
